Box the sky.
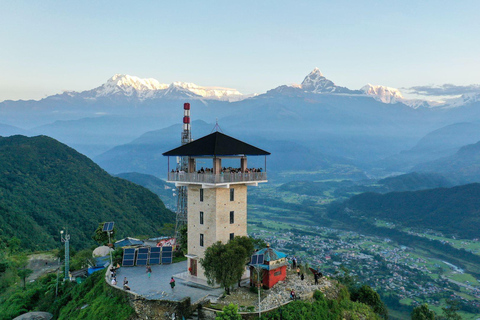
[1,0,480,101]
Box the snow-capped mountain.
[66,74,246,102]
[361,84,404,104]
[300,68,359,94]
[361,84,443,108]
[444,92,480,108]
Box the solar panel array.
[122,248,136,266]
[102,222,114,232]
[161,246,173,264]
[122,246,174,266]
[136,247,149,266]
[250,254,264,265]
[149,247,161,265]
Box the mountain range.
[2,68,480,181]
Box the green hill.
[0,135,174,251]
[413,140,480,183]
[339,183,480,239]
[115,172,176,210]
[278,172,452,199]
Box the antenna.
[211,118,223,133]
[175,103,192,241]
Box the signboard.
[157,237,176,248]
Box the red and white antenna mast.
[175,103,192,240]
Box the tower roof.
[163,131,270,157]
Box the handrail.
[168,172,267,184]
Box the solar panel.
[149,258,161,264]
[250,254,264,265]
[102,222,114,232]
[162,246,173,252]
[257,254,264,264]
[122,248,136,266]
[136,247,150,266]
[162,257,173,264]
[149,247,161,264]
[161,250,173,264]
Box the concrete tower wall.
[187,184,248,280]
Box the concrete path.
[114,261,224,303]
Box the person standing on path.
[296,267,300,277]
[170,276,176,289]
[314,272,319,285]
[146,265,152,278]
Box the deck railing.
[167,172,267,184]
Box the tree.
[8,237,21,253]
[200,241,246,294]
[351,285,388,319]
[158,223,175,237]
[229,236,254,259]
[442,299,461,320]
[177,224,188,254]
[92,223,116,245]
[216,303,241,320]
[411,303,436,320]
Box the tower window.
[200,211,204,225]
[230,188,234,201]
[200,234,204,247]
[200,188,204,202]
[230,211,234,224]
[230,233,234,240]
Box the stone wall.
[187,184,248,280]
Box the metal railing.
[167,172,267,184]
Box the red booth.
[249,245,288,289]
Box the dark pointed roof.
[163,131,270,157]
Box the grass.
[399,298,414,305]
[448,272,479,285]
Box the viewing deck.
[167,172,267,187]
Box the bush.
[216,303,242,320]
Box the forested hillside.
[337,183,480,239]
[0,135,175,250]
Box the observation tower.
[163,131,270,280]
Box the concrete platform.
[114,261,224,303]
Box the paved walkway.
[114,261,224,303]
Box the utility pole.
[60,229,70,280]
[253,265,263,319]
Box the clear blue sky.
[1,0,479,101]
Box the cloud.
[405,84,480,96]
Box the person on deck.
[170,277,176,289]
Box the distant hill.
[413,140,480,183]
[95,120,366,181]
[377,172,453,192]
[115,172,176,210]
[381,122,480,171]
[0,123,28,137]
[279,172,452,198]
[337,183,480,239]
[0,135,175,251]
